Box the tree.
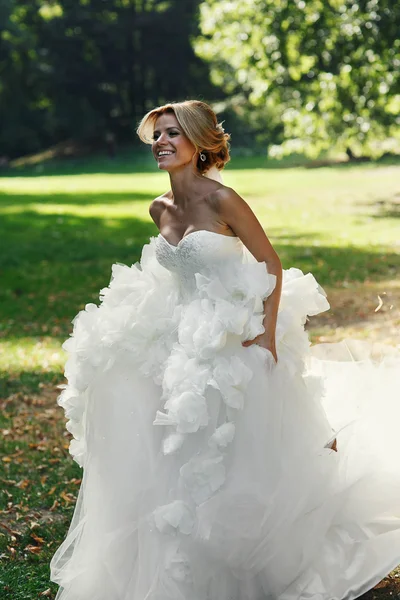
[194,0,400,157]
[0,0,54,157]
[0,0,221,158]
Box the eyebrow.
[153,126,180,134]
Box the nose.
[155,131,169,145]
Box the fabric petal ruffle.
[57,241,181,467]
[57,236,330,476]
[52,232,400,600]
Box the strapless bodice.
[155,230,244,300]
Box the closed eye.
[153,130,179,140]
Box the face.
[152,113,197,173]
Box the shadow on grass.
[1,149,399,178]
[0,367,63,400]
[371,200,400,219]
[356,193,400,220]
[1,148,158,178]
[0,209,158,340]
[0,207,399,342]
[0,190,155,208]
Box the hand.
[242,332,278,364]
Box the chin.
[156,163,169,172]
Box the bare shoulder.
[213,186,275,260]
[149,194,169,226]
[214,185,254,220]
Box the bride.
[50,100,400,600]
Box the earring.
[200,152,206,162]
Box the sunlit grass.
[0,337,64,372]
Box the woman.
[50,100,400,600]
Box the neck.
[168,164,205,207]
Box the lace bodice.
[155,230,244,300]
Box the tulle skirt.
[49,236,400,600]
[50,338,400,600]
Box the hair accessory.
[200,152,206,162]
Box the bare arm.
[217,187,283,361]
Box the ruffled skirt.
[50,238,400,600]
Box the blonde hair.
[136,100,231,174]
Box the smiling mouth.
[157,151,174,158]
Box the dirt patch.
[309,278,400,346]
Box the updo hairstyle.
[136,100,231,174]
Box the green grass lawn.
[0,153,399,598]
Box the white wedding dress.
[50,168,400,600]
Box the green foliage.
[0,0,221,159]
[194,0,400,157]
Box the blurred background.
[0,2,399,597]
[1,0,400,161]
